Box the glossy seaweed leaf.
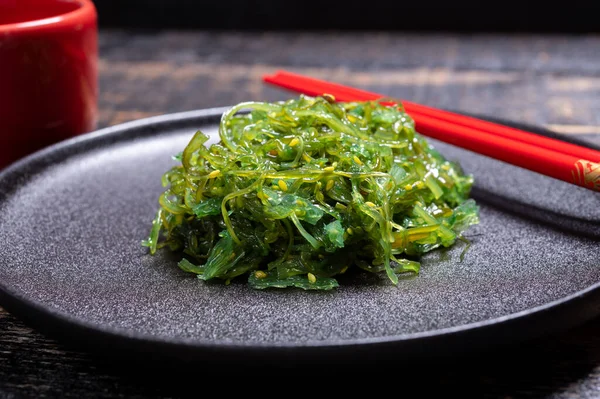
[143,95,480,290]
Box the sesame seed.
[324,166,335,172]
[322,94,336,103]
[208,170,221,178]
[326,180,334,190]
[365,201,376,208]
[278,180,288,191]
[404,184,413,191]
[307,273,317,283]
[346,227,354,235]
[289,138,300,147]
[353,156,363,165]
[255,270,268,279]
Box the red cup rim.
[0,0,97,34]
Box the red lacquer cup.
[0,0,98,169]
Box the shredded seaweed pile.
[143,95,479,290]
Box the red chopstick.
[265,70,600,162]
[263,70,600,192]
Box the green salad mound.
[143,95,479,290]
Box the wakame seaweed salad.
[143,95,480,290]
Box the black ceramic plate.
[0,107,599,366]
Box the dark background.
[92,0,600,33]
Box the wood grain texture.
[1,30,599,398]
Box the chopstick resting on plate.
[263,70,600,193]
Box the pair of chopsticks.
[263,70,600,193]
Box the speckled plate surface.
[0,108,598,365]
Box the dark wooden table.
[1,30,599,398]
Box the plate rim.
[0,107,599,360]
